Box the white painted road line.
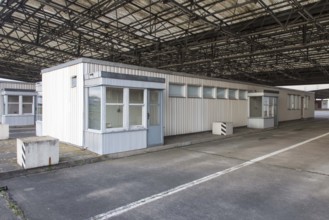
[90,132,329,220]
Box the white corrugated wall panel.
[42,64,84,146]
[0,82,35,90]
[81,62,315,136]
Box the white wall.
[42,59,315,147]
[42,64,84,146]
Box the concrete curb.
[0,128,272,180]
[0,118,317,180]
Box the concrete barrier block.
[0,124,9,140]
[17,136,59,169]
[212,122,233,135]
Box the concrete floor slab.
[1,114,329,220]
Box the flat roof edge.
[40,58,314,95]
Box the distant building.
[0,81,36,126]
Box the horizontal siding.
[2,115,35,126]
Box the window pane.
[249,97,262,117]
[228,89,237,99]
[23,96,33,103]
[263,97,269,117]
[150,105,160,125]
[129,105,143,126]
[239,90,247,100]
[130,89,144,104]
[106,105,123,128]
[8,104,19,114]
[23,104,32,114]
[187,85,201,98]
[8,95,19,102]
[37,104,42,121]
[106,87,123,103]
[169,84,184,97]
[203,87,214,98]
[88,87,101,130]
[217,88,227,99]
[150,90,159,104]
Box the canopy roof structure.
[1,0,329,85]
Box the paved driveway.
[1,118,329,220]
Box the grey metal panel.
[2,115,35,126]
[102,130,147,155]
[85,130,147,155]
[84,131,103,155]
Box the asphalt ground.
[0,115,329,220]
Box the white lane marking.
[90,132,329,220]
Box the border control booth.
[248,90,279,129]
[84,71,165,155]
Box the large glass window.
[149,90,160,126]
[8,95,19,114]
[22,96,33,114]
[217,88,227,99]
[187,85,201,98]
[263,97,275,118]
[249,96,262,117]
[106,88,124,128]
[169,84,185,97]
[129,89,144,126]
[203,87,215,98]
[88,87,101,130]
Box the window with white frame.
[8,95,19,114]
[203,87,215,98]
[239,90,247,100]
[288,94,301,110]
[228,89,238,99]
[88,87,101,130]
[22,96,33,114]
[263,97,275,118]
[169,83,185,97]
[129,89,144,127]
[217,88,227,99]
[187,85,201,98]
[106,87,124,128]
[304,96,310,109]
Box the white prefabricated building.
[41,58,315,155]
[0,81,37,126]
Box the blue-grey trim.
[2,89,36,92]
[99,71,165,83]
[264,89,280,94]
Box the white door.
[147,90,163,147]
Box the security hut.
[41,58,315,155]
[0,81,36,126]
